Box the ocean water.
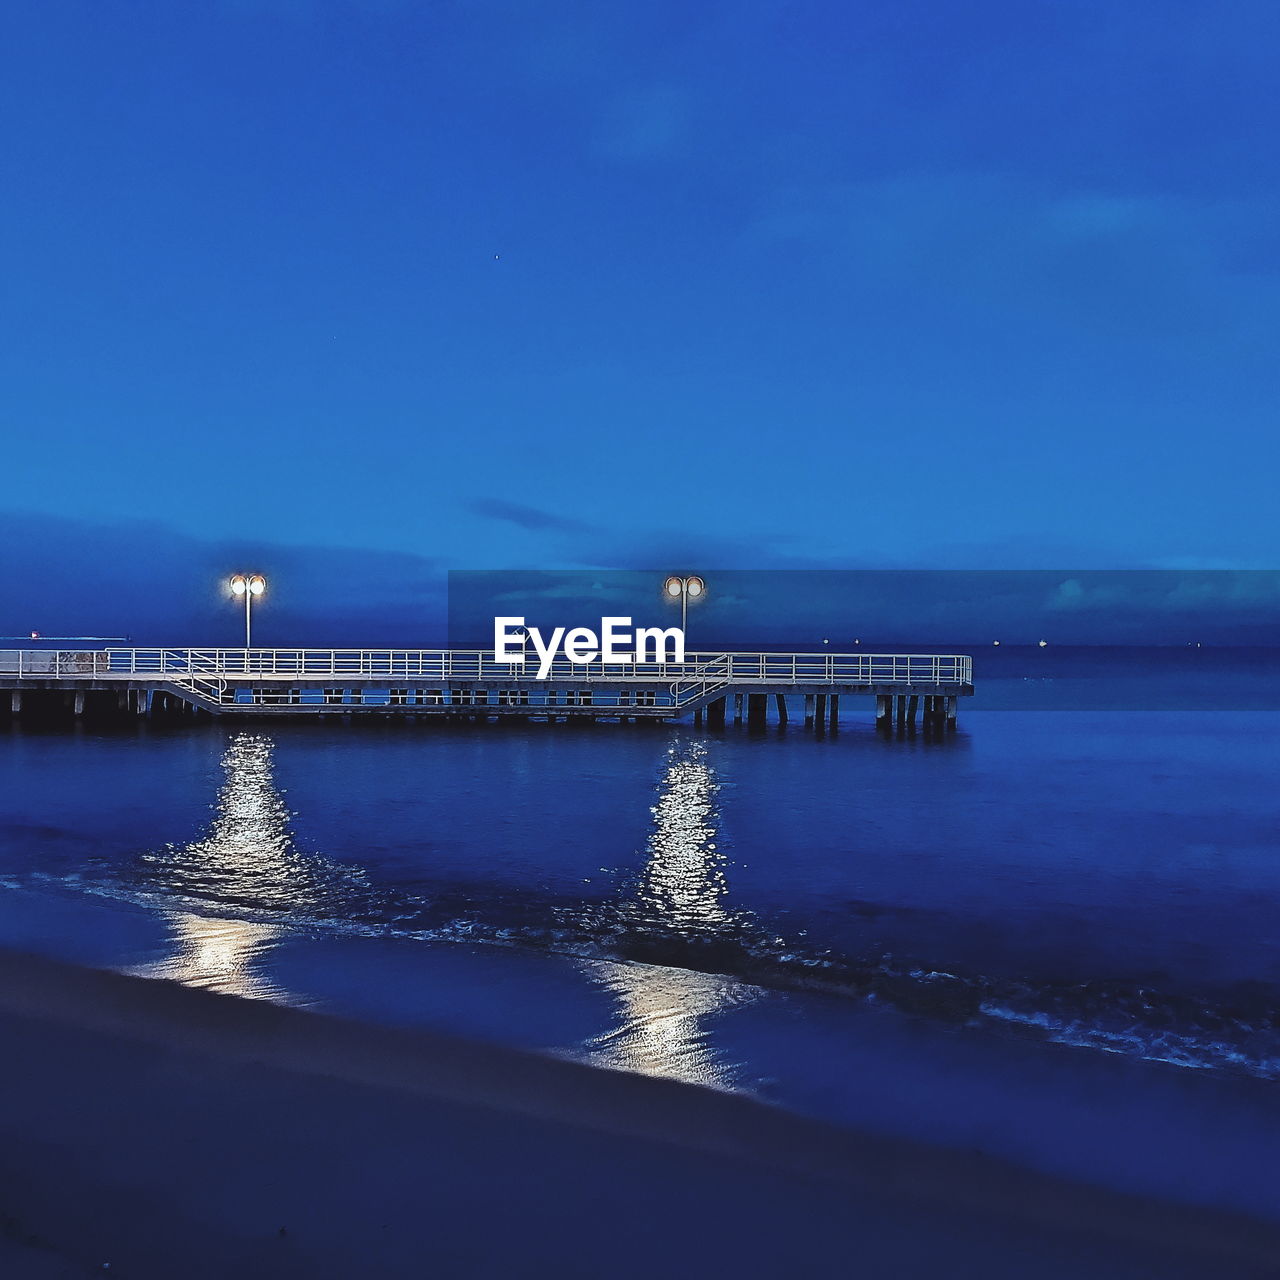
[1,646,1279,1221]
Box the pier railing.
[0,648,972,687]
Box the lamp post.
[508,625,528,678]
[228,574,267,647]
[663,575,706,642]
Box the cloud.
[596,83,689,161]
[448,568,1280,646]
[463,500,848,570]
[1042,571,1280,624]
[0,509,447,646]
[564,528,845,571]
[466,498,595,535]
[10,506,1275,650]
[1045,577,1129,612]
[740,171,1280,338]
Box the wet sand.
[1,947,1277,1279]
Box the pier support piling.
[803,694,815,727]
[774,693,788,724]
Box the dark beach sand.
[1,948,1277,1279]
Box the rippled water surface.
[2,687,1280,1216]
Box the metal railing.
[0,648,973,687]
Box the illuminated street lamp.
[228,574,267,647]
[663,575,705,638]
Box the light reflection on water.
[579,961,759,1089]
[129,734,306,1001]
[135,911,291,1001]
[7,714,1280,1226]
[132,732,761,1084]
[582,740,762,1088]
[134,732,370,916]
[629,740,739,935]
[92,725,1280,1087]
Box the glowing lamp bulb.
[248,575,266,596]
[685,577,704,598]
[664,577,683,597]
[230,577,247,596]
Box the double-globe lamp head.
[663,575,704,601]
[229,574,266,598]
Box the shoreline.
[2,948,1279,1277]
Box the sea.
[1,645,1278,1222]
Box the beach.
[2,948,1279,1279]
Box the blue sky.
[2,2,1278,639]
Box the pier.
[0,648,973,730]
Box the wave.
[17,861,1280,1084]
[10,733,1278,1083]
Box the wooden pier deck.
[0,648,974,730]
